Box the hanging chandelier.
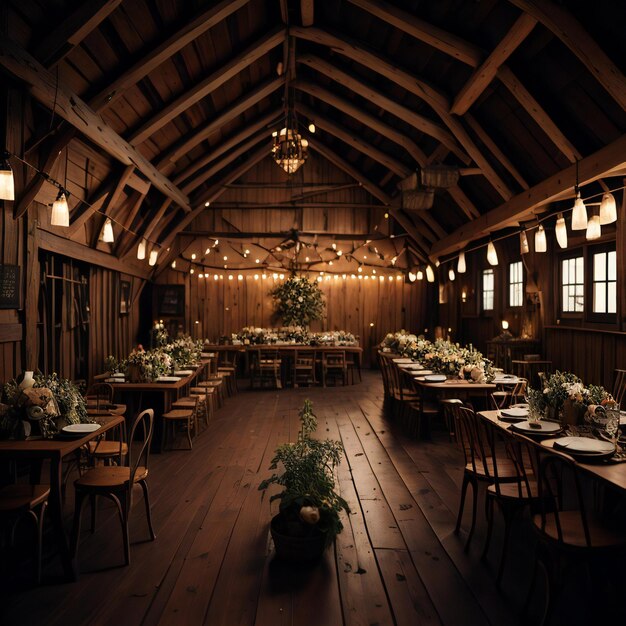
[272,125,308,174]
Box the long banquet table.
[0,414,125,580]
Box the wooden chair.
[490,378,528,410]
[162,396,198,450]
[440,398,463,441]
[85,382,114,410]
[292,349,316,387]
[250,348,282,389]
[453,405,520,552]
[403,373,438,437]
[612,368,626,405]
[0,484,49,583]
[345,351,361,384]
[322,350,347,386]
[86,418,128,467]
[71,409,156,571]
[527,451,626,625]
[217,350,239,394]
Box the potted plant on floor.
[259,399,349,562]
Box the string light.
[425,265,435,282]
[555,214,568,248]
[571,191,587,230]
[599,192,617,224]
[171,260,176,269]
[137,238,147,260]
[586,212,601,240]
[448,268,455,281]
[534,224,547,252]
[50,190,70,227]
[519,230,529,255]
[100,218,114,243]
[149,249,158,266]
[457,251,466,273]
[486,241,498,266]
[0,152,15,200]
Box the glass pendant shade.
[457,251,466,273]
[571,192,587,230]
[586,214,601,240]
[486,241,498,266]
[149,249,158,266]
[100,218,114,243]
[0,157,15,201]
[50,191,69,227]
[137,238,147,260]
[534,225,547,252]
[555,214,568,248]
[519,230,529,255]
[425,265,435,282]
[416,270,424,280]
[599,192,617,225]
[408,271,416,283]
[448,268,455,281]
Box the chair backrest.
[535,450,596,548]
[510,378,528,404]
[128,409,154,485]
[257,348,279,362]
[612,369,626,405]
[85,383,114,408]
[454,405,491,475]
[324,350,346,366]
[219,349,239,368]
[294,349,315,367]
[377,352,391,396]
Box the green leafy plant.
[259,399,349,544]
[270,275,325,327]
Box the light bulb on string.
[149,249,158,266]
[448,268,455,281]
[425,265,435,282]
[137,238,146,260]
[457,251,466,273]
[599,192,617,225]
[519,230,529,255]
[586,212,601,240]
[417,270,423,280]
[100,217,114,243]
[555,213,568,249]
[50,190,69,227]
[486,241,498,266]
[534,224,547,253]
[0,153,15,200]
[571,191,588,230]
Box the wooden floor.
[0,372,611,625]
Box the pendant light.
[570,160,587,230]
[486,241,498,266]
[534,224,547,252]
[555,213,568,248]
[416,270,424,280]
[448,268,455,281]
[100,217,114,243]
[586,212,601,240]
[425,265,435,282]
[0,152,15,200]
[149,249,158,266]
[457,251,466,273]
[599,192,617,225]
[50,190,69,227]
[408,271,417,283]
[519,230,529,255]
[137,238,147,260]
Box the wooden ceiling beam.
[66,174,116,237]
[346,0,482,67]
[32,0,123,68]
[294,102,411,177]
[451,13,537,115]
[173,109,281,187]
[298,55,467,162]
[301,0,314,27]
[293,81,426,165]
[155,76,285,173]
[89,0,250,111]
[113,189,150,257]
[447,185,481,220]
[431,132,626,257]
[292,28,513,200]
[497,66,581,163]
[181,132,270,195]
[509,0,626,113]
[0,39,191,212]
[128,27,285,145]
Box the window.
[509,261,523,307]
[482,269,494,311]
[561,256,584,313]
[592,248,616,314]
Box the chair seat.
[532,511,626,549]
[87,440,128,457]
[0,484,50,512]
[162,409,193,420]
[75,466,148,489]
[197,380,221,388]
[467,458,520,480]
[488,480,539,500]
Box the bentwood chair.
[490,378,528,410]
[71,409,156,571]
[322,350,347,386]
[292,349,316,387]
[612,368,626,405]
[250,348,282,389]
[0,483,50,583]
[527,451,626,625]
[453,405,519,552]
[162,396,198,450]
[217,350,239,394]
[85,383,114,409]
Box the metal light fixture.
[534,224,547,252]
[457,251,466,273]
[50,190,69,227]
[486,241,498,266]
[555,213,568,249]
[599,192,617,225]
[519,230,529,255]
[137,238,147,260]
[0,152,15,201]
[100,217,114,243]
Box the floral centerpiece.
[164,335,202,368]
[125,345,173,382]
[270,275,325,327]
[380,330,420,353]
[0,373,89,439]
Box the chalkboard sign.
[0,265,20,309]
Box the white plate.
[512,420,561,434]
[392,358,414,364]
[511,403,529,409]
[62,423,100,435]
[553,436,615,454]
[412,370,433,377]
[424,374,447,383]
[173,370,193,376]
[403,364,427,370]
[501,407,529,418]
[493,376,519,384]
[105,377,124,383]
[156,376,182,382]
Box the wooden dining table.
[0,414,125,580]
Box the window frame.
[558,251,585,318]
[586,242,617,324]
[508,261,524,308]
[482,268,495,312]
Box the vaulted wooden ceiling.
[3,0,626,270]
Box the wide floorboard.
[1,372,589,625]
